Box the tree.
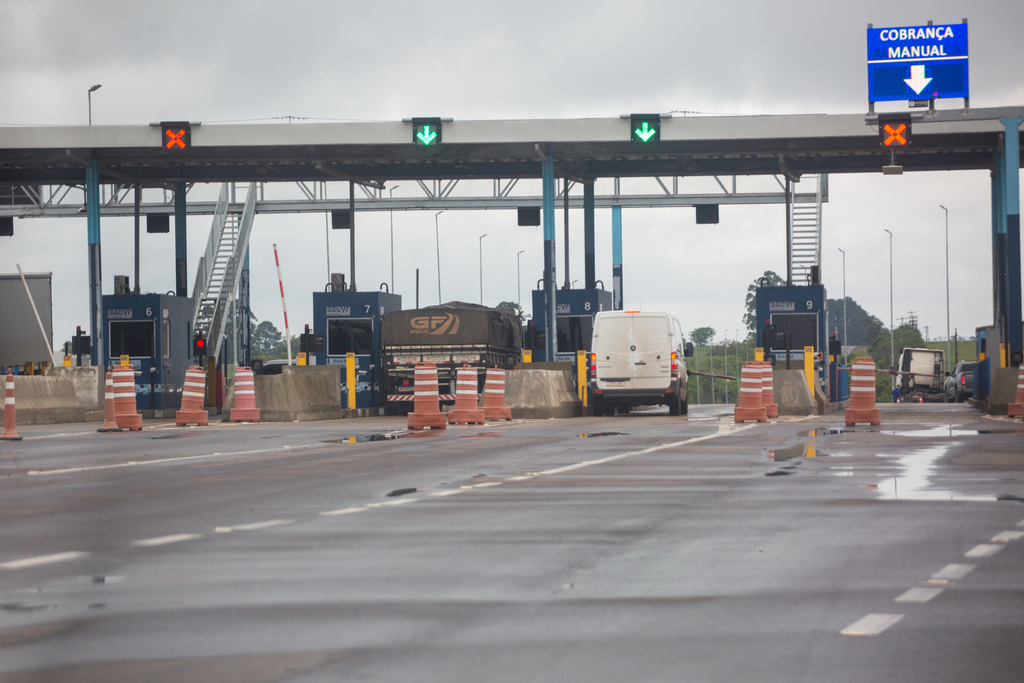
[743,270,786,331]
[867,324,925,371]
[496,301,523,317]
[689,327,716,346]
[826,297,884,346]
[250,320,282,360]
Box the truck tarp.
[382,302,521,351]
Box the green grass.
[923,340,977,364]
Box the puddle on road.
[386,487,417,497]
[798,428,848,437]
[577,432,627,438]
[324,433,407,444]
[148,433,201,440]
[881,425,1024,438]
[876,443,996,502]
[460,432,502,438]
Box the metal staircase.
[789,174,825,285]
[191,183,257,362]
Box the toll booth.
[529,288,613,362]
[102,293,194,410]
[312,290,402,409]
[755,284,828,381]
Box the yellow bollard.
[804,346,815,398]
[25,361,33,376]
[576,350,587,405]
[523,349,532,363]
[346,352,356,410]
[754,347,764,362]
[40,361,49,376]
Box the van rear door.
[594,314,634,388]
[629,314,672,390]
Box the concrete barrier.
[505,367,582,419]
[985,367,1019,415]
[0,373,85,424]
[773,368,817,415]
[223,365,347,422]
[47,366,103,414]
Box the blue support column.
[584,184,596,289]
[86,161,103,366]
[1001,117,1023,366]
[612,206,623,310]
[542,157,557,362]
[174,182,188,297]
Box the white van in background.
[590,310,693,416]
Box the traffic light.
[879,115,911,147]
[411,117,442,146]
[193,331,206,359]
[161,121,192,150]
[630,114,661,145]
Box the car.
[590,310,694,416]
[944,361,976,403]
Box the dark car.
[944,361,976,402]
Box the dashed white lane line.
[894,587,944,603]
[27,446,311,477]
[505,475,533,482]
[0,551,90,570]
[428,490,463,497]
[319,507,365,516]
[214,520,293,533]
[840,613,904,636]
[930,564,975,582]
[965,543,1003,558]
[131,533,203,547]
[382,498,419,506]
[1016,518,1024,527]
[991,530,1024,543]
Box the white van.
[590,310,693,416]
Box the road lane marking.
[991,530,1024,543]
[319,507,365,516]
[505,475,533,482]
[841,613,904,636]
[428,490,462,497]
[1017,518,1024,527]
[929,564,974,582]
[0,551,90,570]
[965,543,1003,558]
[131,533,203,547]
[216,520,293,532]
[27,445,313,477]
[895,587,943,603]
[471,482,502,488]
[22,433,74,441]
[382,498,418,506]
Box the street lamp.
[479,233,487,305]
[940,205,950,373]
[517,250,525,309]
[389,186,397,293]
[723,330,731,402]
[838,247,847,363]
[434,211,444,304]
[734,329,741,377]
[884,228,894,398]
[88,84,101,126]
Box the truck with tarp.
[382,302,522,414]
[894,347,946,402]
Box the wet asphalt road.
[1,404,1022,682]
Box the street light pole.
[389,187,396,293]
[838,247,847,363]
[88,84,101,126]
[479,233,487,305]
[517,250,525,310]
[940,205,950,372]
[434,211,443,304]
[884,229,894,398]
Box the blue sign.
[867,23,969,102]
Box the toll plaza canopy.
[1,107,1022,185]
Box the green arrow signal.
[416,125,438,145]
[634,121,657,142]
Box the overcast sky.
[2,0,1022,353]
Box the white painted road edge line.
[895,586,944,603]
[991,530,1024,543]
[1017,518,1024,528]
[382,498,419,506]
[131,533,203,547]
[840,613,904,636]
[217,519,294,532]
[27,445,314,477]
[0,551,90,570]
[428,490,463,497]
[965,543,1003,558]
[319,507,365,516]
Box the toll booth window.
[557,315,593,353]
[768,313,817,351]
[327,318,373,355]
[109,321,155,358]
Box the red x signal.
[160,121,191,151]
[883,123,908,147]
[164,128,186,149]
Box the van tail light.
[671,351,678,378]
[590,353,597,378]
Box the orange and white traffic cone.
[1008,366,1024,417]
[229,367,260,423]
[759,361,778,419]
[1,371,22,441]
[112,365,142,432]
[176,366,209,426]
[734,362,767,423]
[482,367,512,421]
[448,365,485,425]
[407,362,447,431]
[845,357,881,426]
[97,369,122,432]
